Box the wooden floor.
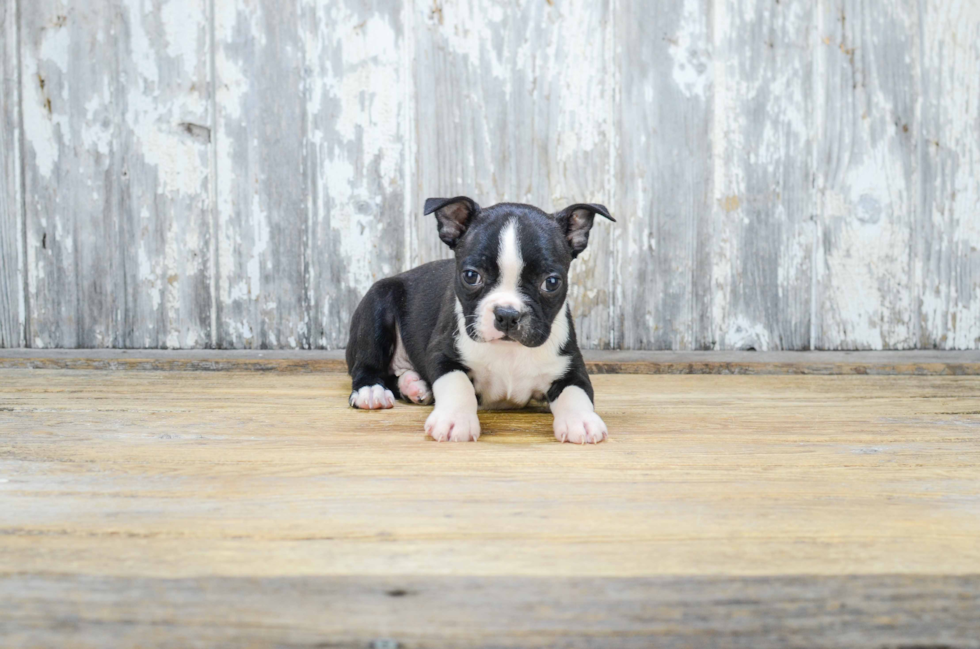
[2,366,980,647]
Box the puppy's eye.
[461,269,483,287]
[541,275,562,293]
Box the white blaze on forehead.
[496,219,524,296]
[469,219,526,342]
[460,219,524,342]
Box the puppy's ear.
[553,203,615,259]
[424,196,481,249]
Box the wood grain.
[616,0,712,350]
[3,574,978,648]
[212,0,409,350]
[813,0,919,349]
[306,0,410,350]
[918,0,980,349]
[1,369,979,645]
[213,0,309,349]
[711,0,815,351]
[20,0,212,349]
[3,0,980,352]
[3,349,980,375]
[0,0,24,348]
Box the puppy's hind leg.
[397,370,432,405]
[346,280,400,409]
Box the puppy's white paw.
[397,371,432,405]
[554,410,608,444]
[350,384,395,410]
[425,408,481,442]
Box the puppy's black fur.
[346,198,613,407]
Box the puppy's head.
[424,197,614,347]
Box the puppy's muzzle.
[493,306,521,334]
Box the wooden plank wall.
[0,0,24,348]
[1,0,978,350]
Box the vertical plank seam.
[809,0,823,350]
[207,0,219,349]
[913,0,926,348]
[399,2,415,271]
[688,9,697,351]
[15,0,30,347]
[607,0,619,349]
[710,0,725,350]
[402,0,417,272]
[694,0,710,350]
[303,0,316,349]
[112,13,127,348]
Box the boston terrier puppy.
[345,197,614,444]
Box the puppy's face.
[424,198,614,347]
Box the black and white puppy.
[345,197,614,444]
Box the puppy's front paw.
[425,408,481,442]
[554,411,608,444]
[350,384,395,410]
[397,371,432,404]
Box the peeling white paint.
[215,49,249,121]
[424,0,508,84]
[38,18,70,72]
[7,0,980,352]
[247,190,270,300]
[669,0,710,99]
[22,27,71,179]
[141,129,206,196]
[821,101,915,348]
[318,6,405,299]
[710,0,735,345]
[138,237,163,313]
[160,1,201,79]
[553,0,608,165]
[325,15,401,183]
[125,3,208,197]
[725,316,773,351]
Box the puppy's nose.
[493,306,521,332]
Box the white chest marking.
[389,325,414,377]
[456,300,571,409]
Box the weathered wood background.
[0,0,978,350]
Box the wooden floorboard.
[2,349,980,374]
[2,369,979,646]
[4,574,979,649]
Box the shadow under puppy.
[346,197,614,444]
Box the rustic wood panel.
[3,370,978,578]
[812,0,919,349]
[1,369,980,644]
[615,0,712,350]
[710,0,815,350]
[918,0,980,349]
[305,0,410,349]
[413,0,615,348]
[4,0,980,351]
[3,574,979,648]
[0,0,24,348]
[213,0,309,348]
[19,0,212,348]
[213,0,408,350]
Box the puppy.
[345,197,614,444]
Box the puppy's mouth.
[479,327,519,344]
[489,333,540,347]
